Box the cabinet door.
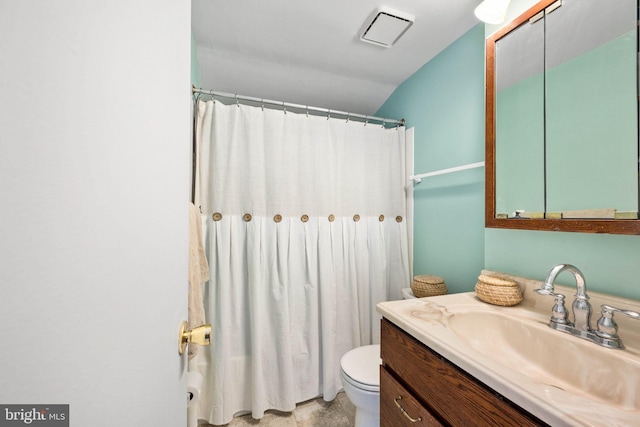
[545,0,638,214]
[380,367,444,427]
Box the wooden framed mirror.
[485,0,640,234]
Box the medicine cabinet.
[485,0,640,234]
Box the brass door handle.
[178,321,212,355]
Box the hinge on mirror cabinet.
[529,11,544,24]
[530,0,562,24]
[545,0,562,15]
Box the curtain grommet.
[243,213,252,222]
[328,214,335,222]
[274,214,282,223]
[396,216,403,223]
[353,214,360,222]
[212,212,222,221]
[379,215,385,222]
[301,214,309,223]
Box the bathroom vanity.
[380,318,545,426]
[377,271,640,426]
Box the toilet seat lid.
[340,344,381,388]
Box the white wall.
[0,1,191,425]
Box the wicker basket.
[411,275,447,298]
[475,274,522,306]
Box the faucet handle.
[535,288,571,325]
[595,304,640,340]
[550,293,570,325]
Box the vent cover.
[360,7,414,48]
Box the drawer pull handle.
[394,395,422,423]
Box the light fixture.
[360,7,414,48]
[474,0,511,24]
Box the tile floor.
[202,392,356,427]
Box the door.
[0,1,191,426]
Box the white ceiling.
[192,0,482,116]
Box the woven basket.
[475,274,522,306]
[411,275,447,298]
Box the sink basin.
[447,309,640,411]
[377,274,640,427]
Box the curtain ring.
[305,106,309,118]
[364,115,368,126]
[327,109,331,120]
[346,113,350,123]
[283,101,286,115]
[381,119,386,128]
[235,95,240,108]
[261,99,264,111]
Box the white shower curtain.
[193,100,410,425]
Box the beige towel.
[188,202,210,359]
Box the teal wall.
[486,229,640,300]
[377,22,640,301]
[376,24,486,294]
[191,33,201,87]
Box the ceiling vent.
[360,7,414,48]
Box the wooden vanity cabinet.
[380,318,549,427]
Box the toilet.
[401,287,416,299]
[340,344,381,427]
[340,288,416,427]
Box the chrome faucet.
[536,263,592,332]
[535,264,639,349]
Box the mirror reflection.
[545,0,638,216]
[495,13,545,216]
[487,0,640,234]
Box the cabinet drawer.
[381,319,547,427]
[380,366,444,427]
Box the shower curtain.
[193,99,410,425]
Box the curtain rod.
[192,87,405,127]
[410,161,485,183]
